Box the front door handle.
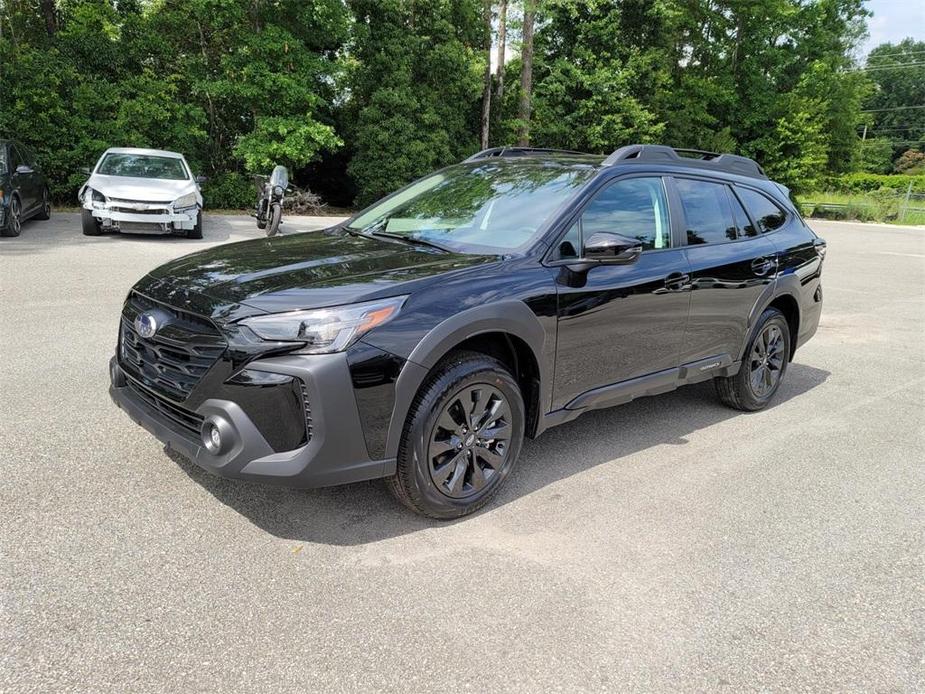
[751,256,775,276]
[664,272,690,291]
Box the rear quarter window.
[736,188,787,233]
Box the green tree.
[346,0,485,206]
[865,39,925,158]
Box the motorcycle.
[253,165,289,237]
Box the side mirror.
[80,166,91,176]
[583,232,643,263]
[15,164,33,175]
[195,175,208,185]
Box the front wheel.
[387,351,525,519]
[81,208,101,236]
[266,202,281,237]
[186,211,203,239]
[715,308,791,411]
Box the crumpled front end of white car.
[81,188,200,233]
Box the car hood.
[86,174,195,201]
[136,229,498,320]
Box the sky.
[861,0,925,56]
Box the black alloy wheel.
[714,307,790,411]
[36,187,51,220]
[748,323,785,398]
[387,350,525,519]
[3,197,22,237]
[428,384,512,499]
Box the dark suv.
[109,144,825,518]
[0,139,51,237]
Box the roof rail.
[602,144,767,179]
[464,146,587,162]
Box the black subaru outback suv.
[110,144,825,518]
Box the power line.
[862,105,925,113]
[848,61,925,72]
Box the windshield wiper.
[346,222,453,253]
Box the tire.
[386,350,525,519]
[186,211,203,239]
[715,308,791,411]
[81,208,101,236]
[266,202,281,237]
[35,187,51,220]
[1,196,22,237]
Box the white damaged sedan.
[78,148,204,238]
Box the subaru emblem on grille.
[134,312,158,339]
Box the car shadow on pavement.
[170,362,830,546]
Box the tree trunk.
[495,0,508,107]
[517,1,535,147]
[39,0,57,36]
[479,0,493,149]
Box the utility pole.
[479,0,493,149]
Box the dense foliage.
[0,0,920,207]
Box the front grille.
[112,207,167,215]
[127,377,203,436]
[120,222,169,232]
[119,292,226,401]
[110,197,172,205]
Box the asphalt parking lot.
[1,213,923,692]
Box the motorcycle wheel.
[267,202,282,237]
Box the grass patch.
[799,191,925,226]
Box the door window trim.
[543,173,681,265]
[668,175,787,248]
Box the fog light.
[201,417,233,455]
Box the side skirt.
[537,354,739,435]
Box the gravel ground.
[1,214,923,693]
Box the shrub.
[824,173,925,194]
[894,150,925,175]
[201,172,255,210]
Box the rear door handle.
[751,257,775,276]
[664,272,689,291]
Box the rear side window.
[728,189,758,237]
[580,177,671,251]
[675,178,736,245]
[736,188,787,233]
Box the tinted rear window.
[737,188,787,232]
[676,178,737,245]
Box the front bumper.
[109,354,396,488]
[84,203,199,231]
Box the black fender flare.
[744,279,801,360]
[384,300,551,459]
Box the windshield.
[348,162,595,253]
[97,153,189,180]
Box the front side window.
[97,153,189,181]
[676,178,737,245]
[348,162,594,254]
[736,188,787,233]
[578,177,671,252]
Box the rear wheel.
[81,208,101,236]
[715,308,790,411]
[35,187,51,220]
[1,197,22,237]
[186,211,203,239]
[266,202,281,237]
[387,351,525,519]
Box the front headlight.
[85,187,106,206]
[240,296,407,354]
[174,192,198,209]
